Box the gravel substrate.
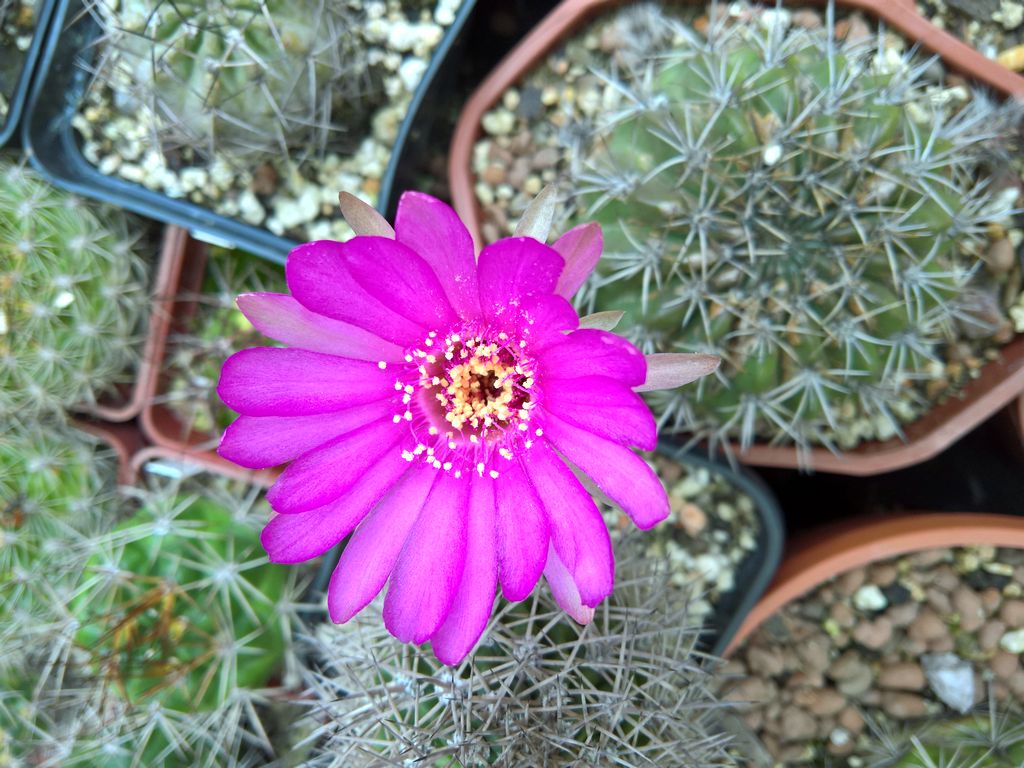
[917,0,1024,70]
[73,0,464,242]
[0,0,37,120]
[723,545,1024,765]
[604,455,762,634]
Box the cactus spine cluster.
[90,0,372,161]
[302,535,737,767]
[2,471,309,767]
[0,423,117,667]
[570,5,1021,452]
[882,699,1024,767]
[0,160,150,420]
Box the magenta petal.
[543,412,669,530]
[430,476,497,665]
[553,222,602,300]
[266,417,402,514]
[383,473,470,644]
[512,294,579,352]
[494,462,549,601]
[340,236,458,330]
[523,445,613,607]
[286,241,425,344]
[260,452,410,563]
[542,376,656,451]
[477,238,565,317]
[394,192,482,321]
[236,293,404,361]
[218,347,396,417]
[544,545,595,625]
[539,329,646,387]
[327,465,437,623]
[218,400,396,469]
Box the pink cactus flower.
[217,191,717,665]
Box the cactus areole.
[216,190,717,664]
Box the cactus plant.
[60,480,308,767]
[568,6,1022,453]
[164,247,285,437]
[0,421,118,659]
[87,0,371,162]
[0,160,150,420]
[301,534,738,767]
[865,698,1024,767]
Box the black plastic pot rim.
[23,0,478,264]
[655,441,786,658]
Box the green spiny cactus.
[570,6,1021,453]
[89,0,373,161]
[0,161,150,420]
[876,703,1024,767]
[61,481,307,767]
[0,421,118,653]
[302,534,737,767]
[166,247,285,436]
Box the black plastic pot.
[23,0,478,264]
[656,444,785,658]
[0,0,56,148]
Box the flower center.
[393,329,540,478]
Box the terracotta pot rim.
[136,229,280,487]
[71,417,146,486]
[447,0,1024,476]
[73,226,180,422]
[724,511,1024,656]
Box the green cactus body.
[306,537,737,767]
[70,494,288,712]
[57,487,303,767]
[99,0,371,160]
[890,711,1024,767]
[571,10,1020,450]
[0,162,150,420]
[0,423,116,636]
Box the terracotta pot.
[75,226,184,422]
[71,417,146,485]
[447,0,1024,475]
[137,229,280,486]
[723,511,1024,656]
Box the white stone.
[398,57,428,93]
[482,109,516,136]
[762,144,782,166]
[1000,628,1024,654]
[238,191,265,225]
[922,653,975,714]
[853,584,888,612]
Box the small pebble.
[877,662,925,691]
[1000,628,1024,653]
[999,599,1024,628]
[853,584,888,612]
[881,692,928,719]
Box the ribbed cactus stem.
[568,4,1021,452]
